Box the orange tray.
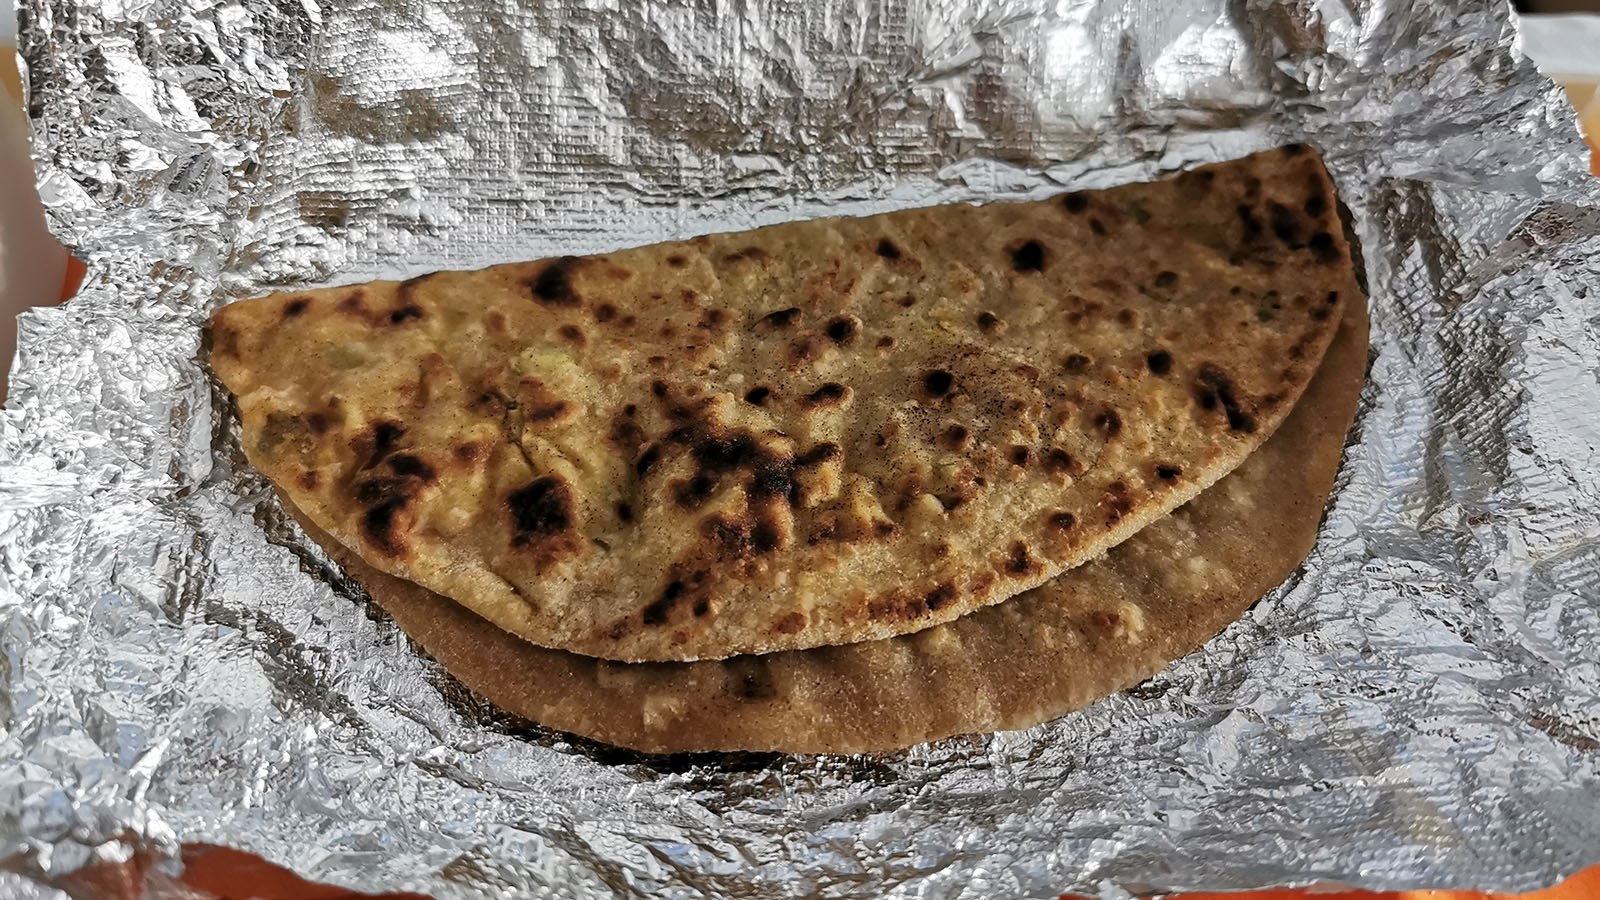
[41,846,1600,900]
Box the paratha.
[286,285,1367,754]
[214,145,1355,662]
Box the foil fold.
[5,0,1600,896]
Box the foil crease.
[4,0,1600,896]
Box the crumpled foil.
[4,0,1599,896]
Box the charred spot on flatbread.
[213,145,1356,663]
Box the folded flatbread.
[286,288,1366,754]
[214,145,1355,662]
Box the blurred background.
[1518,0,1599,10]
[2,0,71,401]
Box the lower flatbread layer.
[289,294,1366,755]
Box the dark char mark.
[508,476,574,545]
[1044,449,1073,474]
[1006,541,1041,575]
[1238,204,1263,239]
[635,445,661,476]
[673,428,799,509]
[923,369,954,397]
[925,583,958,611]
[386,453,435,481]
[1270,202,1302,246]
[674,474,718,509]
[356,421,405,465]
[1308,231,1339,263]
[530,257,583,307]
[1093,409,1122,437]
[643,580,684,626]
[805,382,848,406]
[758,307,800,329]
[1195,364,1257,433]
[1103,481,1134,524]
[797,443,842,466]
[362,495,409,556]
[1011,240,1045,272]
